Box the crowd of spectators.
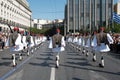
[110,33,120,53]
[0,31,9,51]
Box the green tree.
[102,22,120,33]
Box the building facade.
[33,19,52,29]
[114,2,120,16]
[33,19,63,29]
[66,0,113,33]
[0,0,31,32]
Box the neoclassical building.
[65,0,113,33]
[0,0,32,32]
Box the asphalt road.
[0,42,120,80]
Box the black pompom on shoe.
[99,63,104,68]
[92,58,96,62]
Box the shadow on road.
[0,62,11,66]
[29,62,50,67]
[60,64,120,76]
[67,53,80,56]
[40,53,53,56]
[72,77,84,80]
[1,57,12,60]
[36,57,53,60]
[66,61,89,66]
[67,57,86,61]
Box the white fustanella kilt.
[49,37,65,53]
[52,45,65,53]
[5,37,9,47]
[77,38,82,46]
[10,34,23,52]
[22,36,27,48]
[73,37,78,43]
[91,35,97,48]
[85,38,91,47]
[95,43,110,52]
[67,37,72,42]
[29,36,35,48]
[48,38,53,49]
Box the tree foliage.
[27,26,64,36]
[113,23,120,33]
[104,23,120,33]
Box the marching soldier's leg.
[12,54,17,67]
[19,51,23,61]
[72,43,75,48]
[78,46,81,51]
[39,43,41,48]
[76,45,79,54]
[58,52,60,61]
[79,46,82,54]
[23,46,25,53]
[92,50,96,62]
[86,49,89,57]
[99,53,104,68]
[76,45,78,51]
[56,52,59,68]
[82,47,85,54]
[32,47,34,53]
[27,46,30,56]
[27,48,30,56]
[31,47,34,53]
[75,44,78,52]
[38,44,40,48]
[35,46,37,51]
[11,54,14,59]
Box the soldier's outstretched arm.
[107,33,114,44]
[7,24,13,33]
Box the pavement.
[0,42,120,80]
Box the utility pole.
[112,0,114,30]
[67,0,69,33]
[30,15,32,35]
[100,0,103,27]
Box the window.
[108,3,112,8]
[97,4,100,8]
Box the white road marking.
[50,67,55,80]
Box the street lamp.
[30,15,32,35]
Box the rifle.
[7,24,13,33]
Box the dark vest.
[9,31,18,47]
[26,35,31,43]
[52,34,62,48]
[96,32,109,45]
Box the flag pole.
[112,0,114,31]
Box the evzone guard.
[84,32,91,57]
[67,27,113,68]
[29,33,35,54]
[8,24,24,67]
[20,30,31,59]
[49,28,65,68]
[92,27,113,67]
[91,31,97,62]
[26,31,31,56]
[26,32,36,55]
[21,30,29,55]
